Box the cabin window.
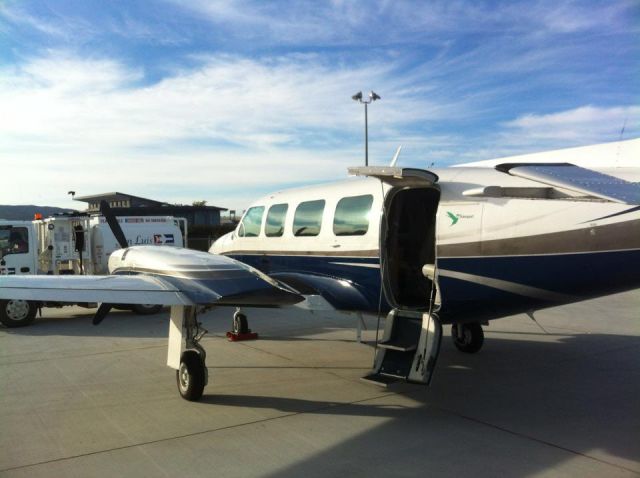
[333,195,373,236]
[265,203,288,237]
[293,200,325,237]
[238,206,264,237]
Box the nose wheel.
[451,322,484,353]
[232,310,249,335]
[227,308,258,341]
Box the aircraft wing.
[0,275,192,305]
[495,163,640,204]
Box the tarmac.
[1,290,639,477]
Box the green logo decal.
[447,211,459,226]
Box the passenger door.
[349,167,443,385]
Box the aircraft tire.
[451,322,484,353]
[176,351,206,401]
[131,304,163,315]
[0,300,37,328]
[232,311,249,335]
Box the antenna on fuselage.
[389,146,402,167]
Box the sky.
[1,0,638,211]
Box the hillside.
[0,205,76,221]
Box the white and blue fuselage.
[212,149,640,325]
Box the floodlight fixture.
[351,90,381,166]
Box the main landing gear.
[173,306,208,401]
[451,322,484,353]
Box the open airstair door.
[349,167,442,387]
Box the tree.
[192,200,207,206]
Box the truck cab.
[0,221,38,276]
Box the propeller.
[100,200,128,249]
[93,201,127,325]
[93,303,113,325]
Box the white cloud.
[0,50,457,209]
[168,0,637,45]
[503,105,640,143]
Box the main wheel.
[451,322,484,353]
[131,304,163,315]
[0,300,37,328]
[232,311,249,335]
[176,351,206,401]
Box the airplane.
[210,138,640,386]
[1,139,638,399]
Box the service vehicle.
[0,213,186,326]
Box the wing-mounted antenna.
[100,200,128,249]
[389,146,402,167]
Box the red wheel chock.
[226,331,259,342]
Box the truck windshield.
[0,227,29,257]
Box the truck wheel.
[0,300,37,327]
[131,304,163,315]
[176,351,206,401]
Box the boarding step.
[360,373,403,388]
[362,309,442,386]
[378,339,417,352]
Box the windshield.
[0,227,29,258]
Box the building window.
[333,195,373,236]
[238,206,264,237]
[265,204,288,237]
[293,200,324,237]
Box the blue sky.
[1,0,638,210]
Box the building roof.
[73,192,226,211]
[73,192,165,206]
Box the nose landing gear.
[226,308,258,341]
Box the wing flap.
[0,275,193,305]
[496,163,640,204]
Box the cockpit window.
[333,195,373,236]
[265,204,288,237]
[293,200,325,237]
[0,227,29,256]
[238,206,264,237]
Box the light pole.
[352,91,380,166]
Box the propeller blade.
[100,200,129,249]
[93,303,113,325]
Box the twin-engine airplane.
[1,138,639,399]
[211,138,640,386]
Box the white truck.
[0,213,187,327]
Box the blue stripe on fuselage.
[227,249,640,323]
